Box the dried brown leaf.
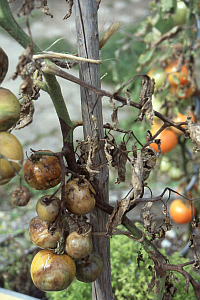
[141,202,153,228]
[125,88,131,106]
[185,117,200,151]
[111,106,118,129]
[131,151,143,198]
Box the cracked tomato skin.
[0,132,23,185]
[23,150,61,190]
[30,249,76,291]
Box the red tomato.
[169,199,196,224]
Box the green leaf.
[138,49,155,65]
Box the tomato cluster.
[25,171,101,291]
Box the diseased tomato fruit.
[172,1,188,25]
[169,82,196,99]
[64,178,96,215]
[169,199,196,224]
[147,67,166,89]
[36,195,61,222]
[29,216,62,249]
[150,123,178,154]
[0,47,8,85]
[11,186,31,206]
[65,231,93,259]
[31,249,76,291]
[0,132,23,185]
[75,251,103,283]
[23,150,61,190]
[172,111,195,135]
[165,59,189,86]
[0,88,21,131]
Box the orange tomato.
[172,111,195,135]
[169,82,196,99]
[150,123,178,154]
[165,59,189,86]
[169,199,196,224]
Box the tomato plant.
[169,199,196,224]
[36,195,61,222]
[0,88,21,131]
[23,150,61,190]
[0,131,23,185]
[75,251,103,283]
[147,67,166,89]
[65,231,93,259]
[30,249,76,291]
[64,178,96,215]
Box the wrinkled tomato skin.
[29,216,62,249]
[169,199,196,224]
[23,150,61,190]
[75,251,103,283]
[31,249,76,291]
[0,88,21,132]
[0,132,23,185]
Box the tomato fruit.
[0,47,8,85]
[148,67,166,89]
[169,199,196,224]
[64,178,96,215]
[65,231,93,259]
[23,150,61,190]
[75,251,103,283]
[11,186,31,206]
[168,166,182,180]
[165,59,189,86]
[160,156,171,172]
[150,123,178,154]
[0,88,21,132]
[36,195,61,222]
[29,216,62,249]
[0,132,23,185]
[31,249,76,291]
[172,111,195,135]
[170,82,196,99]
[172,1,188,25]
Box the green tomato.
[172,1,188,25]
[168,166,182,180]
[148,67,166,90]
[160,157,171,172]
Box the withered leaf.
[125,89,131,106]
[141,202,153,228]
[15,99,34,129]
[111,106,118,129]
[106,192,133,236]
[115,141,127,184]
[131,150,143,198]
[185,118,200,151]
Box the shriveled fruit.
[0,132,23,185]
[0,88,20,131]
[65,231,93,259]
[64,178,96,215]
[29,216,62,249]
[11,186,31,206]
[172,112,195,135]
[36,195,61,222]
[31,249,76,291]
[75,251,103,283]
[169,199,196,224]
[150,123,178,154]
[23,150,61,190]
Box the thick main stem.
[74,0,113,299]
